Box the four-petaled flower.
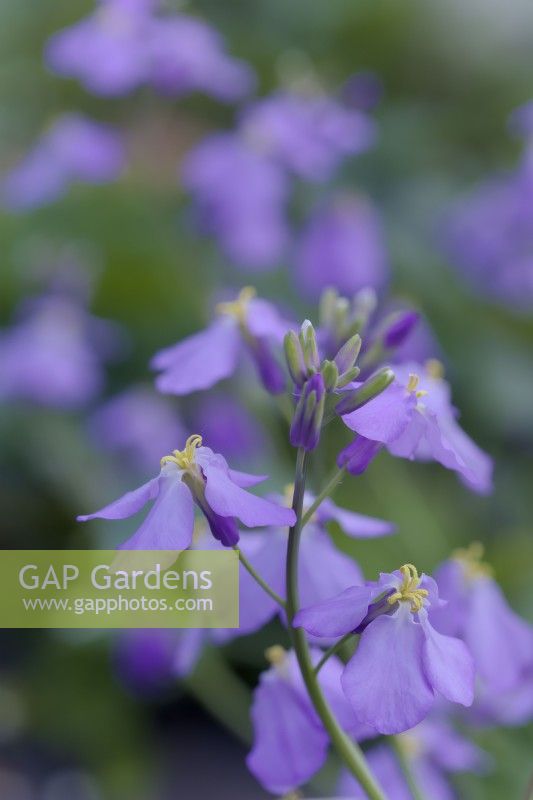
[78,434,295,548]
[339,360,493,494]
[294,563,475,734]
[151,287,290,396]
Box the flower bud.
[382,310,420,349]
[333,333,362,374]
[290,374,325,451]
[337,435,382,475]
[336,367,394,415]
[283,330,306,386]
[298,320,320,373]
[336,365,361,388]
[320,359,339,391]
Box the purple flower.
[339,716,488,800]
[2,114,124,211]
[151,287,289,396]
[77,434,295,548]
[240,91,376,181]
[294,194,389,300]
[290,373,326,451]
[342,70,384,112]
[45,0,153,96]
[181,134,289,270]
[442,109,533,311]
[46,1,253,101]
[247,646,360,794]
[339,361,493,494]
[467,667,533,727]
[295,563,475,734]
[90,385,186,472]
[147,16,254,100]
[0,293,122,408]
[430,543,533,695]
[115,629,176,693]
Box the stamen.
[406,373,419,392]
[161,434,203,470]
[426,358,445,380]
[215,286,256,326]
[453,541,493,580]
[265,645,287,666]
[406,372,428,399]
[387,563,429,613]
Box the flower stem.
[301,465,346,528]
[234,546,286,609]
[314,632,357,675]
[391,737,425,800]
[286,448,386,800]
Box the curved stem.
[234,546,286,609]
[301,465,346,528]
[286,448,386,800]
[391,737,425,800]
[314,632,357,675]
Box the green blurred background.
[0,1,532,798]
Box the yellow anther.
[387,563,429,613]
[426,358,445,380]
[452,541,493,580]
[406,373,420,392]
[407,372,428,399]
[396,732,422,759]
[216,286,256,327]
[160,434,203,470]
[265,645,287,666]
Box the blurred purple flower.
[442,104,533,310]
[2,114,124,211]
[295,564,475,734]
[152,287,289,395]
[290,373,326,451]
[342,70,384,112]
[339,716,488,800]
[90,385,186,473]
[430,543,533,695]
[339,361,493,494]
[182,134,289,270]
[78,435,295,548]
[0,293,122,408]
[241,91,376,181]
[115,629,176,693]
[247,647,361,794]
[468,666,533,727]
[294,194,389,300]
[147,16,254,100]
[46,0,253,101]
[192,392,264,463]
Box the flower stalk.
[286,448,387,800]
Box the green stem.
[234,546,286,609]
[301,465,347,528]
[391,737,425,800]
[286,448,386,800]
[314,632,357,675]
